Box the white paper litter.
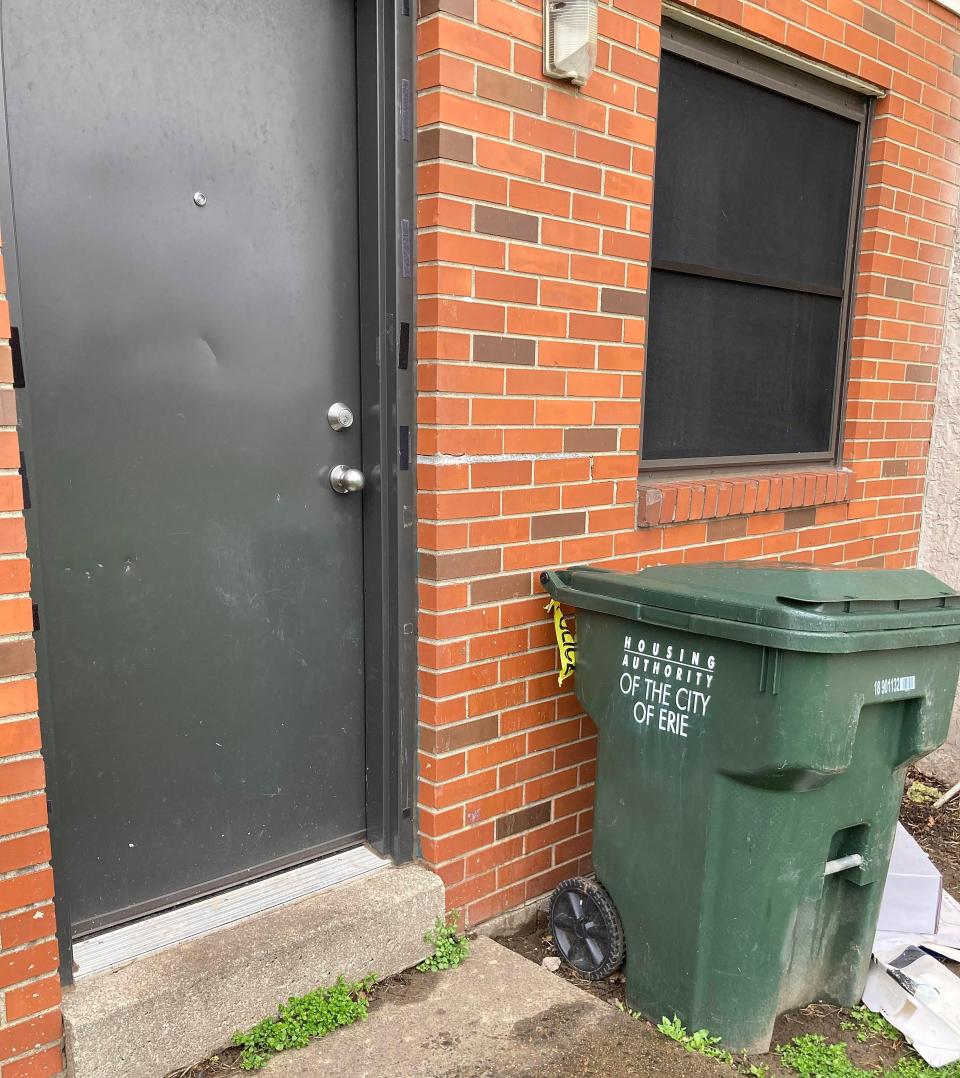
[876,824,943,936]
[864,945,960,1066]
[863,826,960,1066]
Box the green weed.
[232,973,376,1070]
[614,999,644,1021]
[417,913,469,972]
[840,1005,902,1045]
[657,1014,687,1042]
[887,1056,960,1078]
[906,781,941,805]
[778,1034,862,1078]
[656,1014,734,1063]
[777,1029,960,1078]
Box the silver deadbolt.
[330,465,365,494]
[327,402,354,431]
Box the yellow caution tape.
[546,599,576,686]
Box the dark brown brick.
[784,507,818,529]
[600,288,645,316]
[473,335,536,365]
[471,573,532,603]
[419,0,474,17]
[418,127,473,164]
[419,549,501,582]
[530,512,586,540]
[637,487,664,527]
[906,363,936,383]
[476,68,544,114]
[0,640,35,680]
[859,555,888,568]
[881,459,909,477]
[706,516,748,542]
[884,278,914,301]
[563,427,618,453]
[495,801,551,841]
[862,7,896,40]
[420,716,499,755]
[475,205,539,243]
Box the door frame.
[0,0,417,982]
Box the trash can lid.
[543,563,960,642]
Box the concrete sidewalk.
[262,937,725,1078]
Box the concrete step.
[63,862,443,1078]
[261,936,727,1078]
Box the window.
[641,25,869,469]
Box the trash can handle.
[540,570,694,630]
[823,853,863,876]
[540,570,643,620]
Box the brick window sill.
[637,467,854,529]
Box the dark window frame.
[639,22,872,473]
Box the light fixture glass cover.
[543,0,598,87]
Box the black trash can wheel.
[549,876,625,980]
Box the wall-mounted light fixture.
[543,0,598,87]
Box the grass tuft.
[417,913,470,972]
[232,973,376,1070]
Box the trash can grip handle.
[540,570,643,620]
[540,571,696,631]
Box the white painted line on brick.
[420,452,590,464]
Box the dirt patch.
[511,1002,595,1045]
[753,1004,909,1077]
[166,1050,242,1078]
[374,966,443,1008]
[497,912,628,1007]
[502,1004,737,1078]
[899,767,960,894]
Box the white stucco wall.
[919,231,960,747]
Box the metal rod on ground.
[933,780,960,811]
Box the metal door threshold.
[72,845,389,979]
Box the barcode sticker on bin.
[874,675,916,695]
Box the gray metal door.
[1,0,367,935]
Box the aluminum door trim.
[73,844,389,978]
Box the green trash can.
[541,563,960,1053]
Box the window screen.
[642,45,864,465]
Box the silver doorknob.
[330,465,365,494]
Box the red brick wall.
[0,251,62,1077]
[415,0,960,925]
[0,0,955,1069]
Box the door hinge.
[10,327,24,388]
[19,453,30,510]
[398,321,410,370]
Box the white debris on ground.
[876,825,943,937]
[864,824,960,1066]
